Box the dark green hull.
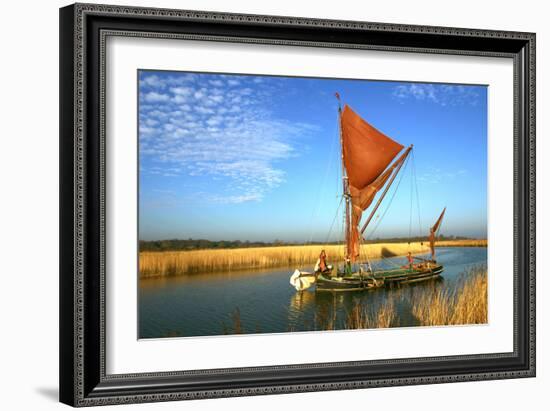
[315,264,444,292]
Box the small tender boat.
[290,94,446,292]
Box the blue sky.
[138,70,487,242]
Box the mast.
[335,93,351,258]
[360,145,413,236]
[339,104,404,262]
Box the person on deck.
[407,252,414,270]
[344,257,353,276]
[314,250,332,274]
[319,250,328,272]
[365,260,373,274]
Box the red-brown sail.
[341,105,404,189]
[340,105,404,261]
[428,207,446,259]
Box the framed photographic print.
[59,3,535,407]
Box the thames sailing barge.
[290,96,446,292]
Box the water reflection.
[139,247,487,338]
[286,276,441,331]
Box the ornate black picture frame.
[59,3,535,407]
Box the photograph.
[137,70,488,338]
[53,1,537,407]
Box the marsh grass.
[345,299,396,329]
[437,239,487,248]
[140,240,487,278]
[411,266,487,326]
[342,266,487,329]
[139,242,432,278]
[222,308,244,335]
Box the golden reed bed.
[139,239,486,278]
[437,239,487,248]
[344,266,488,329]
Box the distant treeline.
[364,235,473,244]
[139,235,476,252]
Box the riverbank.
[139,239,486,278]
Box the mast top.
[335,92,342,112]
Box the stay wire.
[324,195,344,246]
[411,150,423,237]
[364,160,410,269]
[408,154,414,244]
[307,114,339,244]
[366,154,411,241]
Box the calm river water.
[139,247,487,338]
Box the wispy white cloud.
[417,167,468,184]
[139,72,318,204]
[393,83,482,106]
[209,193,263,204]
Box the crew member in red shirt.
[407,252,414,270]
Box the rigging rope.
[361,150,426,271]
[411,151,423,238]
[365,154,411,241]
[324,195,344,245]
[361,155,411,269]
[408,152,414,246]
[307,115,339,244]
